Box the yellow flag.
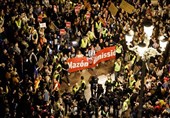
[120,0,135,14]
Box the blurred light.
[159,35,165,40]
[159,39,168,51]
[125,34,133,45]
[144,25,154,38]
[137,43,147,58]
[125,30,134,45]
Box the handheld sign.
[109,2,118,16]
[60,29,66,35]
[66,22,71,28]
[39,23,47,28]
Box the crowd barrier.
[67,46,116,72]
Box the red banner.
[67,46,116,72]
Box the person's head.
[71,47,75,51]
[64,44,68,48]
[15,42,19,47]
[81,76,84,80]
[105,41,109,46]
[81,21,85,25]
[65,88,68,93]
[3,49,7,54]
[53,33,57,38]
[75,82,78,86]
[96,43,99,47]
[77,50,82,55]
[117,58,121,62]
[109,39,113,43]
[99,38,103,43]
[64,60,68,64]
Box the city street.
[60,60,115,95]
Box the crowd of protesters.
[0,0,170,117]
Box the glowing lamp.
[159,39,168,51]
[144,25,154,38]
[125,34,133,45]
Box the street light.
[159,35,168,52]
[137,43,147,59]
[125,25,168,118]
[125,30,134,45]
[136,42,147,118]
[144,25,154,38]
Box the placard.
[39,23,47,28]
[151,0,158,6]
[120,0,135,14]
[60,29,66,35]
[66,22,71,28]
[49,21,58,32]
[109,2,118,16]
